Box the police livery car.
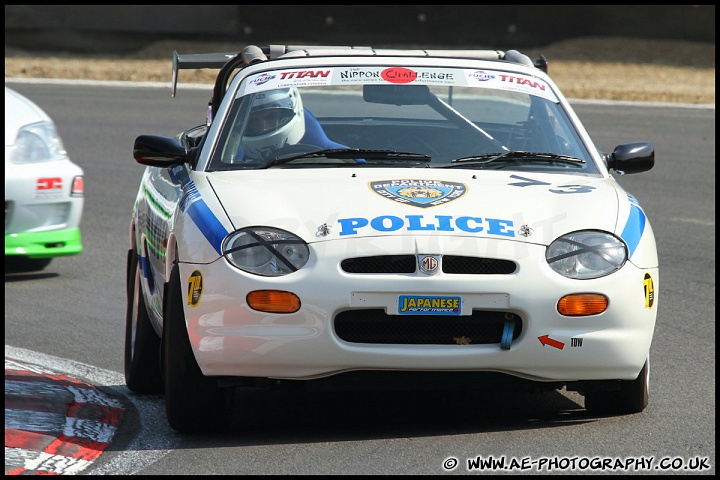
[125,44,658,433]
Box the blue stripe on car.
[621,202,646,258]
[185,199,228,255]
[170,166,228,256]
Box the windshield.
[208,65,597,173]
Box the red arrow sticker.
[538,334,565,350]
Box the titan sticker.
[370,179,467,208]
[187,270,203,307]
[643,272,654,309]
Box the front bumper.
[179,235,658,383]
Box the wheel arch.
[128,216,136,251]
[159,234,180,374]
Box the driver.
[240,87,306,160]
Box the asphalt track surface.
[5,78,715,475]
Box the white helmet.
[241,87,305,158]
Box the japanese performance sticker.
[398,295,461,315]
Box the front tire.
[584,357,649,415]
[162,262,231,433]
[124,249,163,393]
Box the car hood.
[206,168,621,246]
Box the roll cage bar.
[171,44,549,124]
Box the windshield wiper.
[263,148,431,168]
[439,151,586,169]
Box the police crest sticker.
[370,179,467,208]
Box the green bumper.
[5,228,83,258]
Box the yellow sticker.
[187,270,203,307]
[643,273,654,309]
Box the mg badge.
[418,255,441,275]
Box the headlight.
[546,230,627,279]
[223,227,309,276]
[10,121,68,164]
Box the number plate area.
[350,293,509,315]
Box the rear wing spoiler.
[171,45,373,97]
[171,52,237,97]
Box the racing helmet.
[241,87,305,158]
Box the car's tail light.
[71,176,84,196]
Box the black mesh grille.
[442,256,517,274]
[340,255,516,274]
[341,255,416,273]
[334,309,522,345]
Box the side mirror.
[606,142,654,174]
[133,135,189,168]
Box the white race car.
[126,45,659,433]
[5,86,84,272]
